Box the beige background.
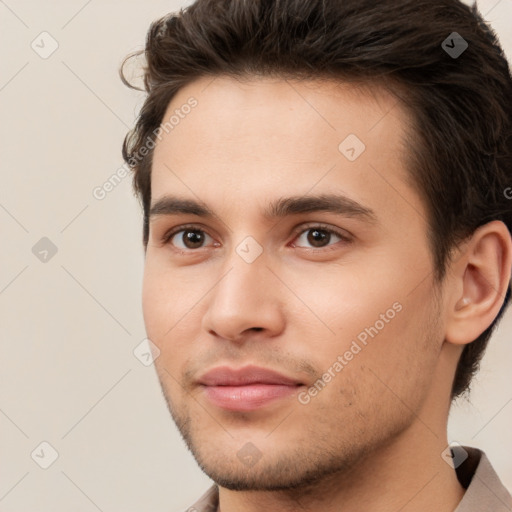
[0,1,511,510]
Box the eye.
[160,223,351,253]
[162,225,216,250]
[292,224,351,250]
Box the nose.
[201,253,285,344]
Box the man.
[120,0,512,510]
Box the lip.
[198,365,303,386]
[198,365,303,411]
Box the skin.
[142,75,512,512]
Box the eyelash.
[160,223,351,253]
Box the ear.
[445,220,512,346]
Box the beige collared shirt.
[185,446,512,511]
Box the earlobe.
[445,221,512,346]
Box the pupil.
[184,230,204,248]
[308,229,329,247]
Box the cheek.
[141,258,181,343]
[293,266,401,337]
[141,263,162,337]
[142,249,191,318]
[303,302,437,429]
[142,259,205,370]
[300,265,434,380]
[356,288,441,403]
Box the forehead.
[158,75,407,149]
[150,75,424,229]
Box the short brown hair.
[120,0,512,399]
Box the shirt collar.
[453,446,512,511]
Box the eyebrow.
[149,193,379,224]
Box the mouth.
[198,365,304,411]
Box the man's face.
[143,76,448,490]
